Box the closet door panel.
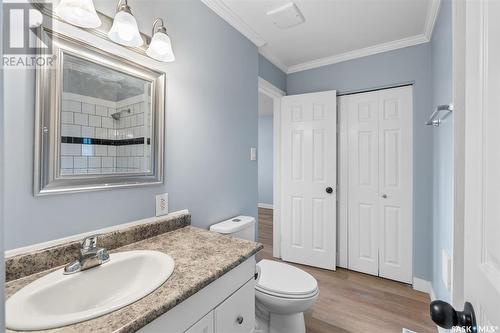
[347,92,380,276]
[378,86,412,284]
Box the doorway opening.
[256,80,433,333]
[257,78,284,259]
[258,90,274,260]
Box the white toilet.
[210,216,319,333]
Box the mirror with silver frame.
[35,28,165,195]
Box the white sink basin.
[6,250,174,331]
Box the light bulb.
[108,5,143,47]
[146,31,175,62]
[55,0,101,29]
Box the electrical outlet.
[442,249,452,290]
[250,147,257,161]
[155,193,168,217]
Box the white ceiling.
[202,0,440,73]
[259,92,274,116]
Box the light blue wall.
[258,116,273,205]
[258,54,286,92]
[287,44,434,280]
[3,0,259,249]
[431,0,453,302]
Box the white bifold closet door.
[280,91,337,270]
[347,86,412,284]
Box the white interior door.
[280,91,337,270]
[347,86,412,283]
[347,91,380,276]
[377,87,412,284]
[462,0,500,327]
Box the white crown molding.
[204,0,442,75]
[424,0,442,40]
[200,0,267,47]
[258,47,288,73]
[258,77,285,97]
[287,33,429,74]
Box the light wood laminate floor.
[257,208,437,333]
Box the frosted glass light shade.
[146,31,175,62]
[55,0,101,29]
[108,11,144,47]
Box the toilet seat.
[255,286,319,300]
[256,260,318,299]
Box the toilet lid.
[256,260,318,296]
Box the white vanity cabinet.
[138,258,256,333]
[185,311,213,333]
[213,278,254,333]
[185,279,254,333]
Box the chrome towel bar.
[426,104,453,127]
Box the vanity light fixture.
[146,18,175,62]
[108,0,144,47]
[55,0,101,29]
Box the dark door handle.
[430,300,477,332]
[326,187,333,194]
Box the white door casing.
[280,91,337,270]
[347,86,413,284]
[463,0,500,327]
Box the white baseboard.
[430,287,437,301]
[413,277,432,294]
[258,203,273,209]
[412,279,449,332]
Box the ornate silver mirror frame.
[34,27,165,195]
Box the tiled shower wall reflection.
[60,92,151,175]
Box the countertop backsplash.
[5,212,191,282]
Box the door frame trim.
[450,0,465,308]
[258,77,285,258]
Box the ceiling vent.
[266,2,305,29]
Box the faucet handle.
[96,248,110,262]
[81,235,100,251]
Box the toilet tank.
[209,216,256,241]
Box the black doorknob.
[430,300,477,332]
[326,187,333,194]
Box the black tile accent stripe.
[61,136,151,146]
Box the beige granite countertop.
[5,226,263,333]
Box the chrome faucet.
[64,235,110,275]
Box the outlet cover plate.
[250,147,257,161]
[442,249,452,290]
[156,193,169,217]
